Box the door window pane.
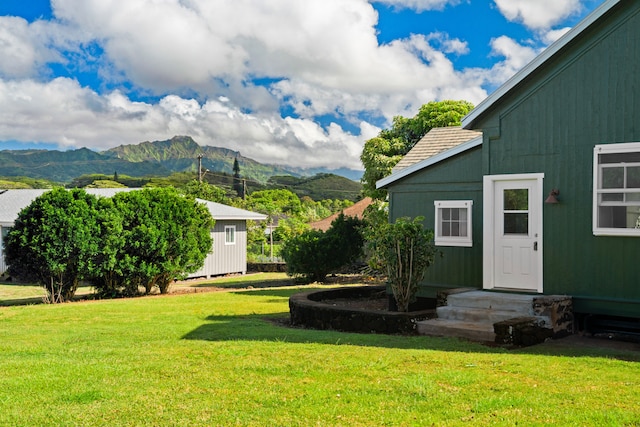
[504,189,528,210]
[504,213,529,234]
[503,189,528,235]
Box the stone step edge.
[415,318,496,342]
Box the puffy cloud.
[370,0,462,12]
[0,0,592,171]
[485,36,540,85]
[0,77,375,170]
[494,0,582,31]
[0,17,65,78]
[541,27,573,45]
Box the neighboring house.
[0,189,266,278]
[309,197,373,232]
[192,199,266,277]
[377,0,640,326]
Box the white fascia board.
[462,0,621,130]
[376,136,482,189]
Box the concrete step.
[436,306,526,324]
[446,291,535,313]
[416,318,495,342]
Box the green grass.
[1,281,640,426]
[0,282,96,305]
[0,273,293,305]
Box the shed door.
[484,175,543,292]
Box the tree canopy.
[109,188,214,294]
[361,100,474,199]
[4,188,103,302]
[244,189,303,218]
[5,187,214,301]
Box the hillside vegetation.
[103,135,301,184]
[0,136,363,194]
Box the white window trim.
[224,225,236,245]
[434,200,473,247]
[593,142,640,237]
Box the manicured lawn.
[1,280,639,425]
[0,272,294,305]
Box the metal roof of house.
[0,189,47,225]
[392,126,482,173]
[462,0,621,130]
[196,199,267,221]
[0,189,266,226]
[0,188,136,226]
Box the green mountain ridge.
[103,135,303,183]
[0,136,364,193]
[0,147,168,183]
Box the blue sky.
[0,0,602,170]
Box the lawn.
[0,272,295,305]
[1,276,639,426]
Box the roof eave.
[214,215,267,221]
[376,136,483,189]
[462,0,621,130]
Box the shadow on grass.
[189,277,299,290]
[182,289,640,360]
[182,311,497,353]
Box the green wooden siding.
[473,2,640,317]
[386,2,640,316]
[388,146,483,298]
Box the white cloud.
[370,0,461,12]
[485,36,540,85]
[0,17,66,78]
[0,77,375,170]
[494,0,582,31]
[0,0,573,171]
[541,27,572,45]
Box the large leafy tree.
[4,188,102,302]
[244,189,302,218]
[361,100,474,199]
[181,179,230,204]
[108,188,214,294]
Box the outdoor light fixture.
[545,189,560,204]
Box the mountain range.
[0,136,364,184]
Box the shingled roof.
[392,126,482,172]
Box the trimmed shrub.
[282,214,364,283]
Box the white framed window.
[593,142,640,236]
[224,225,236,245]
[434,200,473,247]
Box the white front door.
[483,174,543,292]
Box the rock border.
[289,285,436,334]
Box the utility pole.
[197,154,203,183]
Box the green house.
[377,0,640,329]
